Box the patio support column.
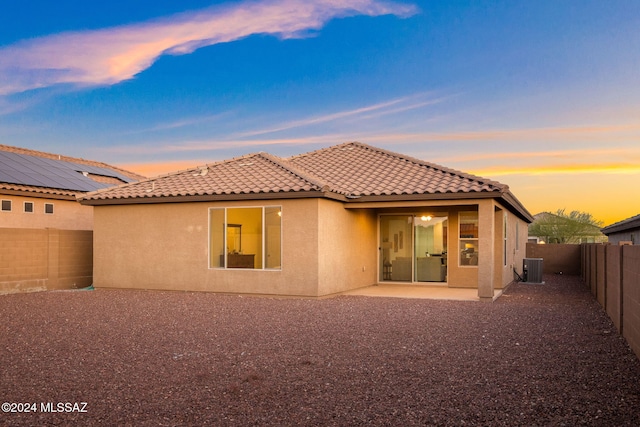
[477,200,495,302]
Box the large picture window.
[209,206,282,270]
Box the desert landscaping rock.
[1,274,639,426]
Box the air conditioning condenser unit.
[523,258,544,284]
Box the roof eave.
[0,186,80,201]
[342,191,501,203]
[601,220,640,235]
[499,191,535,223]
[78,190,331,206]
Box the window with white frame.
[209,206,282,270]
[44,203,54,214]
[1,200,11,212]
[24,202,34,213]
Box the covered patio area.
[341,283,505,301]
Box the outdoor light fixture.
[421,215,432,221]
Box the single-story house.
[601,214,640,245]
[79,142,534,301]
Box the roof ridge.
[350,141,507,191]
[291,141,507,192]
[258,152,330,192]
[79,151,331,201]
[77,155,235,199]
[134,152,266,181]
[287,141,356,160]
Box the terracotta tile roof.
[80,152,327,202]
[0,182,82,198]
[79,142,531,222]
[288,142,506,196]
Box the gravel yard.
[1,274,639,426]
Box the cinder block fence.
[582,243,640,360]
[0,228,92,293]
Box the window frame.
[1,199,11,212]
[503,213,508,267]
[44,203,54,214]
[208,206,282,271]
[458,211,479,268]
[24,201,34,213]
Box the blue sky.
[1,0,639,224]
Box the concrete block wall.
[0,228,92,293]
[596,245,606,306]
[58,229,93,288]
[525,243,581,275]
[582,243,640,360]
[605,246,622,332]
[622,246,640,360]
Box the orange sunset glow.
[1,1,638,228]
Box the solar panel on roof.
[0,170,19,182]
[0,150,131,191]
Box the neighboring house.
[79,142,534,301]
[0,144,145,230]
[601,214,640,245]
[0,144,144,293]
[528,211,607,244]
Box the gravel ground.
[1,274,639,426]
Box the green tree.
[529,209,605,244]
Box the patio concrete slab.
[341,284,503,301]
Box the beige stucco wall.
[445,205,479,289]
[0,194,93,230]
[496,202,528,289]
[93,198,324,296]
[317,200,378,295]
[92,197,530,297]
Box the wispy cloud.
[122,112,235,135]
[0,0,417,96]
[101,121,640,158]
[237,92,444,137]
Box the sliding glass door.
[379,215,413,282]
[414,216,448,283]
[379,215,448,283]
